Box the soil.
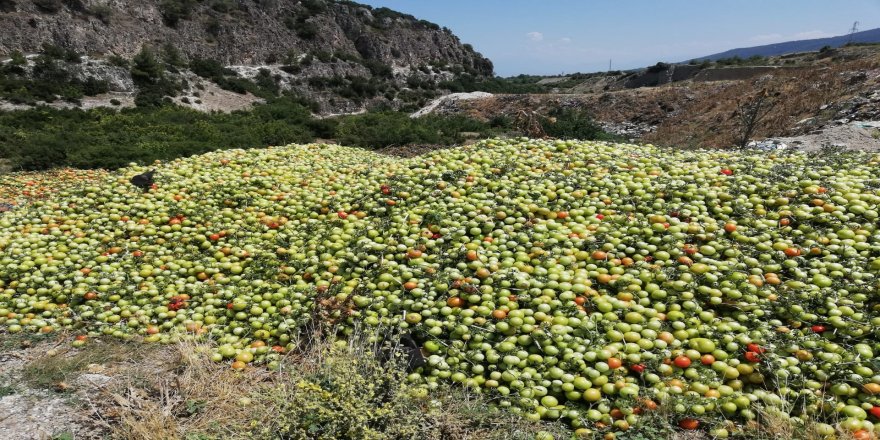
[773,123,880,152]
[0,338,108,440]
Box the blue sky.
[358,0,880,76]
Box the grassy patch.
[0,331,57,351]
[22,340,156,391]
[90,337,568,440]
[0,384,15,397]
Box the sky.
[357,0,880,76]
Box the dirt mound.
[771,123,880,152]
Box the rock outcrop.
[0,0,492,75]
[0,0,493,113]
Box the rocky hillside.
[0,0,492,113]
[414,45,880,151]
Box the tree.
[734,88,778,148]
[130,46,163,85]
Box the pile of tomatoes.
[0,168,106,209]
[1,139,879,437]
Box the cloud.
[750,33,783,43]
[793,30,835,40]
[559,37,572,44]
[526,31,544,42]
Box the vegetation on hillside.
[0,45,109,105]
[0,94,614,171]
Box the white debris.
[410,92,493,118]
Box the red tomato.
[784,247,801,257]
[853,430,873,440]
[673,356,692,368]
[720,169,733,176]
[337,211,348,219]
[746,343,765,354]
[679,418,700,430]
[870,406,880,419]
[811,325,827,333]
[630,364,646,373]
[744,351,761,363]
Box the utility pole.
[608,59,612,72]
[847,21,860,45]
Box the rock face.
[0,0,492,75]
[0,0,492,113]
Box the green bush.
[261,344,425,440]
[0,99,318,170]
[159,0,197,27]
[88,4,112,24]
[542,108,618,141]
[336,112,491,149]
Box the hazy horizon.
[359,0,880,76]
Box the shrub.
[130,46,164,85]
[106,54,129,68]
[33,0,62,13]
[162,43,187,68]
[261,343,426,439]
[295,21,319,39]
[189,58,233,79]
[362,59,393,78]
[9,51,26,66]
[81,77,110,96]
[542,108,617,141]
[159,0,196,27]
[88,4,112,24]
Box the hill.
[693,27,880,61]
[412,45,880,150]
[0,0,493,113]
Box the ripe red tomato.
[870,406,880,419]
[630,364,646,373]
[720,169,733,176]
[679,418,700,430]
[744,351,761,363]
[746,343,766,354]
[595,214,605,220]
[852,430,873,440]
[209,233,221,241]
[337,211,348,219]
[783,247,801,257]
[673,356,692,368]
[811,325,827,333]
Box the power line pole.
[847,21,860,45]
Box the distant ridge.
[692,27,880,61]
